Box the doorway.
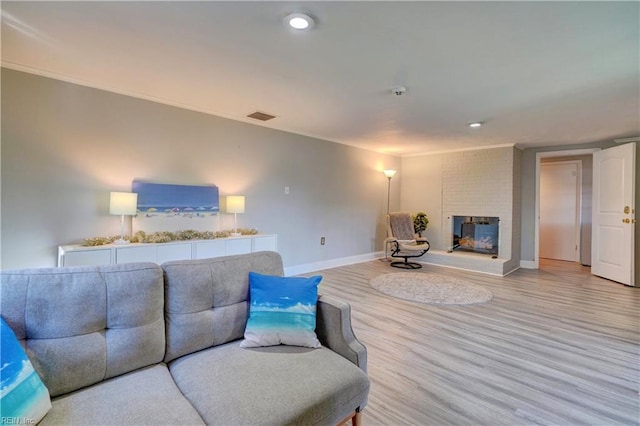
[534,149,598,269]
[539,160,582,262]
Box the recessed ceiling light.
[285,13,314,30]
[468,122,483,128]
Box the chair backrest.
[0,263,166,397]
[387,212,416,240]
[162,251,284,362]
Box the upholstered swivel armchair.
[385,212,430,269]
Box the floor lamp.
[382,169,396,261]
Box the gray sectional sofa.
[0,251,370,425]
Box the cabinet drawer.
[226,238,252,255]
[115,246,157,264]
[63,249,111,267]
[194,240,226,259]
[157,243,192,263]
[253,235,277,252]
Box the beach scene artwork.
[0,318,52,423]
[132,181,220,233]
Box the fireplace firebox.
[452,216,499,255]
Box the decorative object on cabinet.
[132,181,219,233]
[83,236,120,246]
[226,195,245,237]
[110,192,138,245]
[81,228,259,247]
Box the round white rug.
[370,272,493,305]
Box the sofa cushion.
[169,341,370,426]
[40,364,204,425]
[162,251,284,362]
[241,272,322,348]
[0,317,52,424]
[0,263,165,397]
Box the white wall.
[1,69,400,269]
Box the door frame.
[533,148,599,269]
[539,160,582,262]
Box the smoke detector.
[391,86,407,96]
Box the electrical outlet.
[284,186,290,195]
[320,237,325,245]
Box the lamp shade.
[226,196,245,214]
[109,192,138,215]
[383,169,397,178]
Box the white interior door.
[591,143,636,286]
[540,161,581,262]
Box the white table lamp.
[110,192,138,245]
[226,195,245,237]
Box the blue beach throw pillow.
[241,272,322,348]
[0,317,52,424]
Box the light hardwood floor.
[313,259,639,425]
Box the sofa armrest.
[315,294,367,373]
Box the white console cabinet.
[58,234,277,267]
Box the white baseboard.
[520,260,538,269]
[284,252,383,276]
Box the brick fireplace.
[403,146,521,275]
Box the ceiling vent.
[247,111,276,121]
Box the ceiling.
[2,1,639,156]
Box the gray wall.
[1,69,400,269]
